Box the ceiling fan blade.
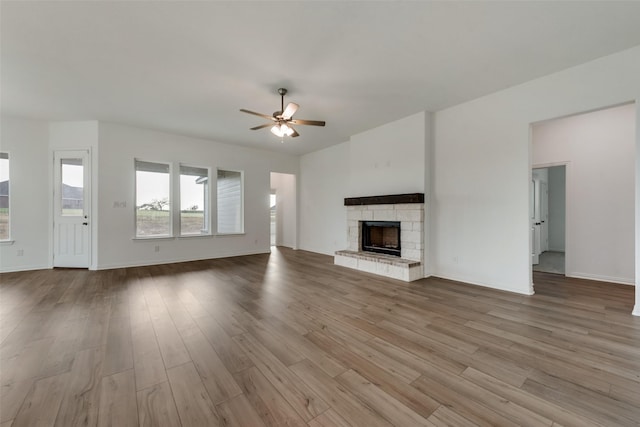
[250,123,273,130]
[290,119,325,127]
[290,127,300,137]
[282,102,299,119]
[240,109,275,120]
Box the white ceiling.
[3,1,640,156]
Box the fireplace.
[335,193,424,281]
[361,221,401,257]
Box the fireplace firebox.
[361,221,401,257]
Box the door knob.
[82,222,88,225]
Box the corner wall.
[299,142,349,255]
[433,46,640,297]
[0,117,50,272]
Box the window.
[61,158,84,216]
[180,165,209,235]
[135,160,171,237]
[217,169,243,234]
[0,153,9,240]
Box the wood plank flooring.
[1,248,639,426]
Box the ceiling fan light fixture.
[241,87,325,139]
[271,123,294,137]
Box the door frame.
[52,149,92,268]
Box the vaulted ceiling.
[3,1,640,155]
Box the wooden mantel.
[344,193,424,206]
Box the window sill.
[132,236,175,241]
[0,240,15,246]
[215,232,245,237]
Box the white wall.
[433,46,640,297]
[0,117,50,272]
[97,122,298,269]
[299,142,349,255]
[270,172,296,249]
[547,166,566,252]
[533,104,635,284]
[348,112,426,196]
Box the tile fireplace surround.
[334,193,424,282]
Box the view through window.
[217,169,243,234]
[180,165,209,235]
[0,153,8,240]
[135,160,171,237]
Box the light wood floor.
[1,248,639,427]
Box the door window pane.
[135,160,171,237]
[180,165,209,235]
[61,158,84,216]
[0,153,9,240]
[217,169,243,234]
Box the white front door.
[54,150,91,268]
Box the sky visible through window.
[0,158,8,182]
[135,171,203,209]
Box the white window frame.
[134,159,173,239]
[178,164,211,237]
[216,168,244,235]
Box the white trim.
[0,264,50,273]
[566,272,635,286]
[0,240,15,246]
[632,304,640,316]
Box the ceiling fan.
[240,88,325,138]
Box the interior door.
[54,150,90,268]
[531,179,539,265]
[540,181,549,252]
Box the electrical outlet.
[154,245,160,252]
[17,249,24,256]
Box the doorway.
[53,150,91,268]
[269,172,297,249]
[270,191,276,246]
[532,165,566,275]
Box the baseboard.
[566,272,634,286]
[0,264,50,273]
[633,304,640,317]
[96,250,270,270]
[434,273,534,295]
